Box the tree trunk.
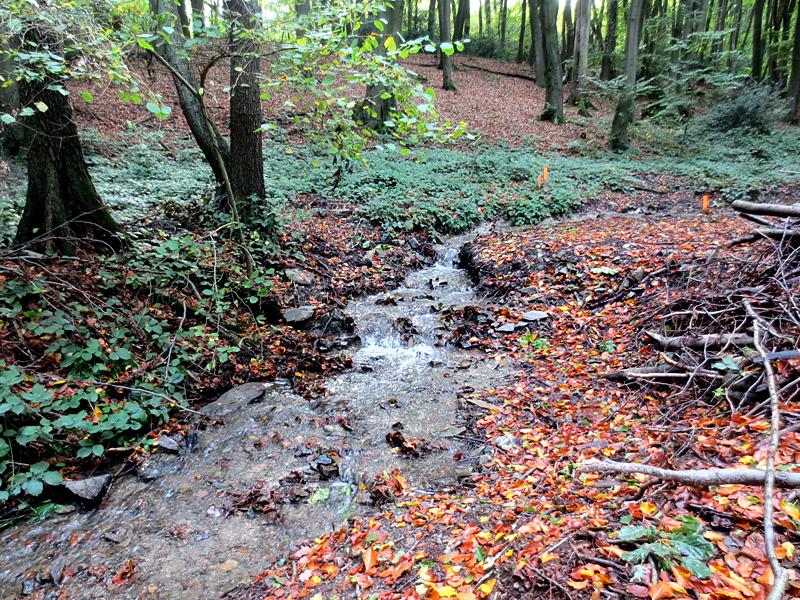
[500,0,508,44]
[439,0,456,89]
[454,0,470,40]
[13,33,124,251]
[538,0,564,122]
[191,0,205,32]
[752,0,765,79]
[155,0,231,191]
[478,0,483,34]
[228,0,264,221]
[296,0,310,39]
[359,0,405,126]
[428,0,437,39]
[727,0,743,69]
[528,0,546,86]
[561,0,574,63]
[711,0,729,61]
[567,0,590,110]
[516,0,527,63]
[785,0,800,122]
[608,0,644,150]
[601,0,618,79]
[485,0,492,33]
[177,0,191,38]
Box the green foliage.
[618,515,714,579]
[704,85,778,134]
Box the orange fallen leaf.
[363,546,377,571]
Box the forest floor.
[2,54,800,600]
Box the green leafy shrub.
[704,85,777,134]
[617,515,714,579]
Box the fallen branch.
[576,459,800,488]
[731,200,800,218]
[646,330,754,350]
[463,62,537,82]
[753,320,790,599]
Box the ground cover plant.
[1,0,800,594]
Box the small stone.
[283,306,315,325]
[408,237,420,250]
[55,505,76,514]
[495,434,518,452]
[521,310,549,322]
[103,528,128,544]
[207,505,224,518]
[631,267,646,282]
[21,580,35,595]
[63,475,110,501]
[219,560,239,572]
[497,323,516,333]
[316,454,333,465]
[155,436,180,453]
[50,556,65,584]
[285,269,315,286]
[357,253,373,267]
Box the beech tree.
[566,0,590,111]
[439,0,456,90]
[538,0,563,122]
[608,0,645,150]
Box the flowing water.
[0,231,510,600]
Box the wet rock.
[155,436,180,454]
[443,426,467,438]
[429,360,444,367]
[495,434,519,452]
[203,382,267,415]
[631,267,646,282]
[408,237,420,250]
[496,323,516,334]
[284,306,315,325]
[21,580,35,595]
[218,560,238,572]
[103,528,128,544]
[137,461,165,483]
[285,269,315,286]
[521,310,549,322]
[50,555,65,584]
[63,475,111,502]
[315,455,339,480]
[357,253,373,267]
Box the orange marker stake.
[538,174,542,188]
[543,166,549,189]
[702,194,710,212]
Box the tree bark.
[13,33,124,251]
[295,0,310,39]
[516,0,527,63]
[752,0,766,79]
[485,0,492,33]
[439,0,456,89]
[567,0,590,110]
[561,0,574,63]
[358,0,406,127]
[428,0,437,39]
[786,0,800,123]
[601,0,618,79]
[538,0,564,122]
[228,0,265,221]
[454,0,470,40]
[155,0,231,191]
[500,0,508,44]
[608,0,643,150]
[528,0,546,85]
[190,0,205,32]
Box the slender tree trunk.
[728,0,743,68]
[567,0,590,110]
[601,0,618,79]
[485,0,492,33]
[785,0,800,122]
[428,0,437,39]
[500,0,508,44]
[561,0,574,62]
[478,0,483,34]
[155,0,231,190]
[712,0,729,61]
[177,0,191,38]
[191,0,205,32]
[517,0,528,62]
[439,0,456,89]
[609,0,644,150]
[591,0,605,49]
[752,0,766,79]
[529,0,546,85]
[539,0,564,122]
[228,0,264,221]
[13,31,124,252]
[359,0,404,127]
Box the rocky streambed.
[0,231,513,600]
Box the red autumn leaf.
[363,546,378,571]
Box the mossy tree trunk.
[608,0,644,150]
[14,46,124,251]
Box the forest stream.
[0,229,512,600]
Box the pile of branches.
[607,200,800,423]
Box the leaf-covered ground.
[220,203,800,600]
